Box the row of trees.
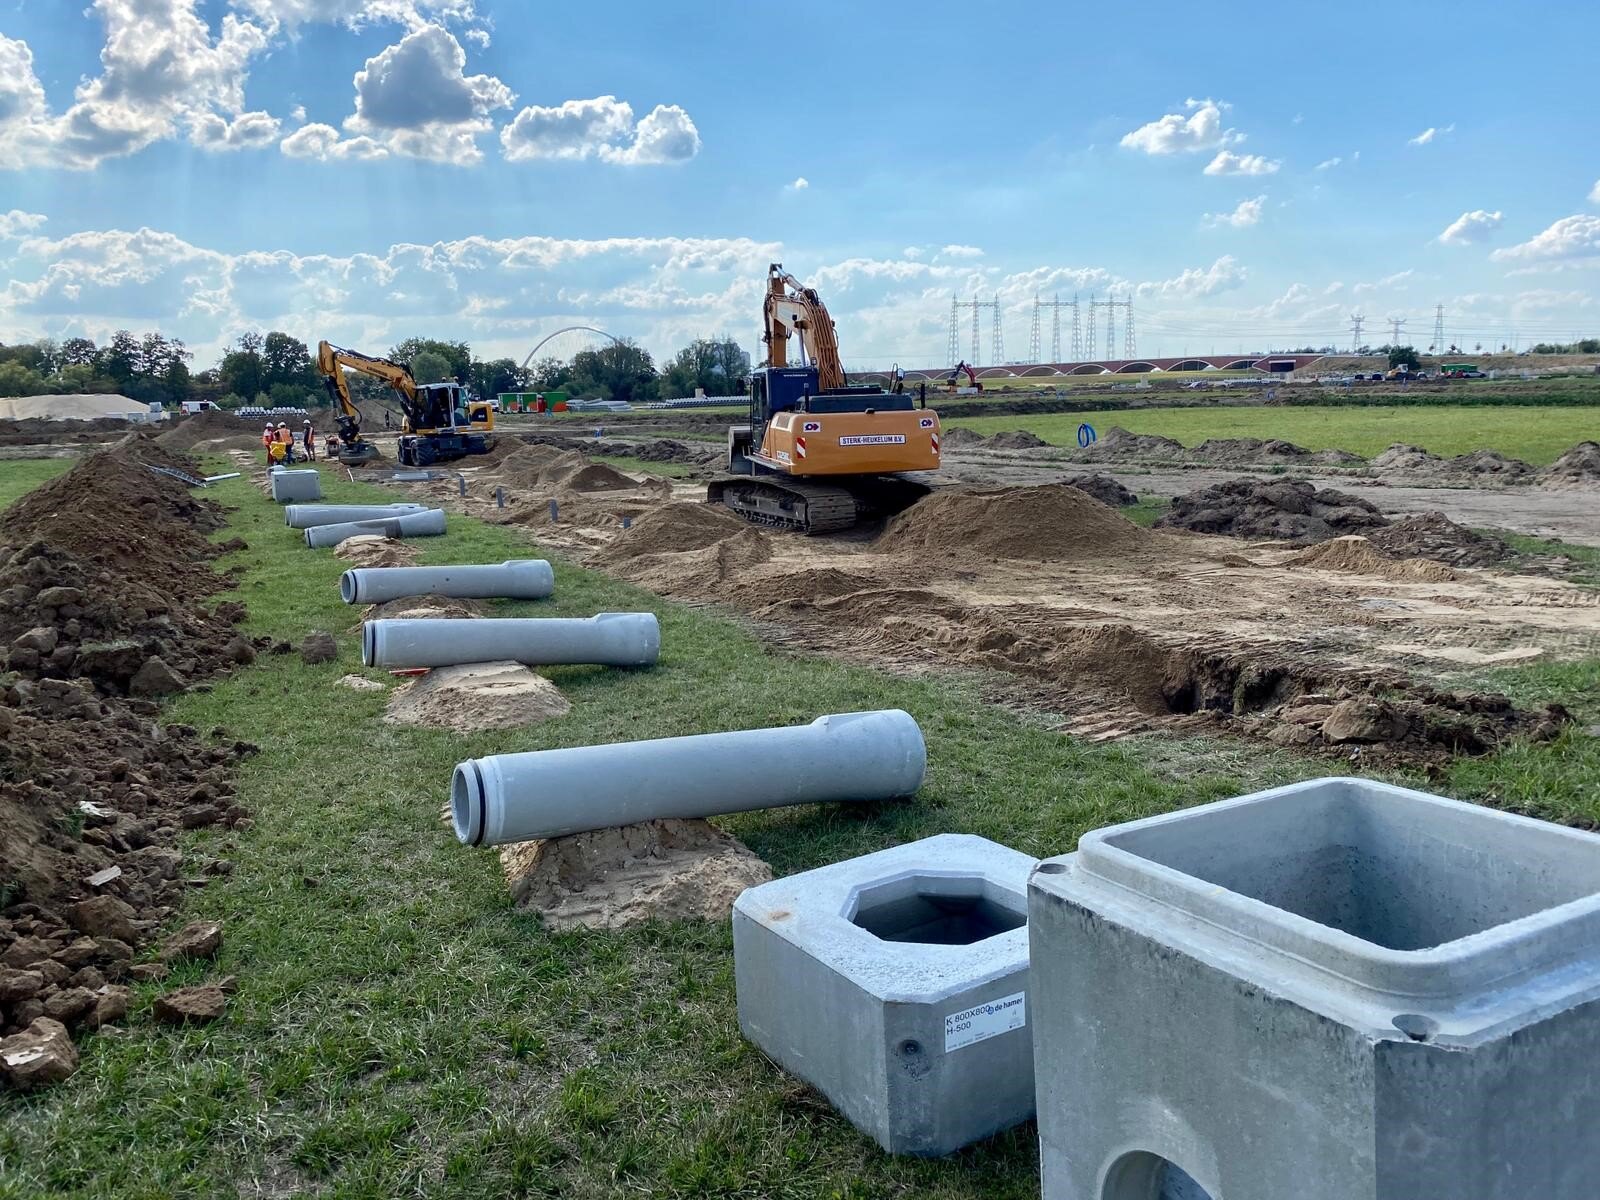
[0,331,756,409]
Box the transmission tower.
[1031,295,1072,363]
[1104,298,1117,360]
[1432,304,1445,354]
[1070,294,1082,360]
[1348,312,1366,353]
[1124,298,1136,359]
[987,296,1004,366]
[1029,296,1042,364]
[1086,294,1097,362]
[948,296,960,366]
[1388,316,1407,346]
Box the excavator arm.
[764,264,847,391]
[315,340,419,453]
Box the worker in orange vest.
[273,422,295,464]
[261,423,275,465]
[302,419,317,462]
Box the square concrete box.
[1030,776,1600,1200]
[733,833,1037,1156]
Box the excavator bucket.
[337,441,383,466]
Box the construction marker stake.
[548,499,559,522]
[457,475,467,497]
[495,486,506,509]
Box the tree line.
[0,330,754,409]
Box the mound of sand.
[1157,478,1387,543]
[633,438,719,466]
[939,427,988,449]
[596,502,752,560]
[365,595,483,621]
[610,529,771,594]
[0,394,143,422]
[491,445,636,493]
[731,566,881,606]
[384,661,569,733]
[985,430,1050,451]
[155,410,244,450]
[1285,536,1459,582]
[1450,449,1534,479]
[493,444,568,486]
[1091,426,1188,459]
[1365,513,1510,568]
[1372,443,1534,481]
[333,535,419,568]
[498,818,772,931]
[1064,473,1138,507]
[877,484,1154,560]
[1540,441,1600,489]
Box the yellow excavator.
[316,340,496,467]
[705,265,941,533]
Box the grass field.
[946,404,1600,464]
[1,463,1596,1197]
[0,457,76,509]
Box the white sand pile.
[384,661,569,733]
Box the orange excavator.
[706,264,942,533]
[946,361,983,394]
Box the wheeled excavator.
[705,265,941,534]
[316,340,496,467]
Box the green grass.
[2,464,1596,1197]
[592,454,699,480]
[1496,532,1600,589]
[0,457,76,510]
[947,404,1600,464]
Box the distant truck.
[179,400,220,414]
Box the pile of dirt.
[491,445,637,494]
[1365,513,1511,568]
[595,502,752,560]
[0,416,132,448]
[385,662,569,733]
[498,819,772,931]
[1091,426,1188,459]
[609,529,771,594]
[877,484,1154,561]
[1156,478,1387,543]
[1284,537,1459,583]
[1371,443,1535,481]
[492,444,568,487]
[153,411,245,451]
[1539,441,1600,489]
[730,567,881,607]
[1190,437,1363,468]
[0,436,257,1055]
[364,595,483,622]
[632,438,720,467]
[985,430,1050,451]
[939,427,989,449]
[1064,474,1138,507]
[332,535,419,568]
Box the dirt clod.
[985,430,1050,451]
[160,920,222,963]
[300,632,338,665]
[1157,477,1387,543]
[152,985,227,1024]
[1366,513,1510,568]
[1064,473,1138,507]
[0,1017,78,1088]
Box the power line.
[1388,316,1407,345]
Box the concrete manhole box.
[1029,776,1600,1199]
[733,833,1036,1156]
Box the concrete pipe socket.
[303,509,447,549]
[452,709,927,846]
[340,560,555,605]
[284,503,427,530]
[363,612,660,671]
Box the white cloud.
[1136,255,1246,299]
[1119,97,1234,155]
[499,96,699,166]
[290,104,307,122]
[227,0,478,29]
[279,122,389,161]
[0,2,277,170]
[1203,151,1279,176]
[1589,179,1600,204]
[1324,281,1343,294]
[463,28,490,48]
[786,177,809,191]
[0,210,46,239]
[1315,156,1342,170]
[1437,209,1503,246]
[938,245,984,260]
[190,110,282,150]
[1352,269,1415,295]
[1490,215,1600,264]
[1203,195,1265,229]
[1408,123,1455,146]
[339,23,511,164]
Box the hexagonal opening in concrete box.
[849,873,1026,945]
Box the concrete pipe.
[452,709,926,846]
[303,509,447,549]
[363,612,660,671]
[284,502,427,530]
[340,560,555,605]
[269,469,323,503]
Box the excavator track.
[708,476,861,534]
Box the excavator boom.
[315,339,497,468]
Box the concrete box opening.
[1103,1152,1215,1200]
[1100,779,1600,951]
[849,874,1025,945]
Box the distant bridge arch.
[520,326,623,370]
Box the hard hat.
[303,419,312,425]
[277,421,287,428]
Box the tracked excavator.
[316,340,496,467]
[706,265,941,534]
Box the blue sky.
[1,0,1597,370]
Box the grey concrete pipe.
[284,502,427,529]
[303,509,447,549]
[269,469,323,503]
[452,709,926,845]
[340,560,555,605]
[363,612,659,670]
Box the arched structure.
[1167,359,1213,372]
[1069,363,1110,375]
[520,326,623,370]
[1114,361,1160,373]
[1221,358,1260,371]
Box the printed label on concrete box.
[944,991,1026,1052]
